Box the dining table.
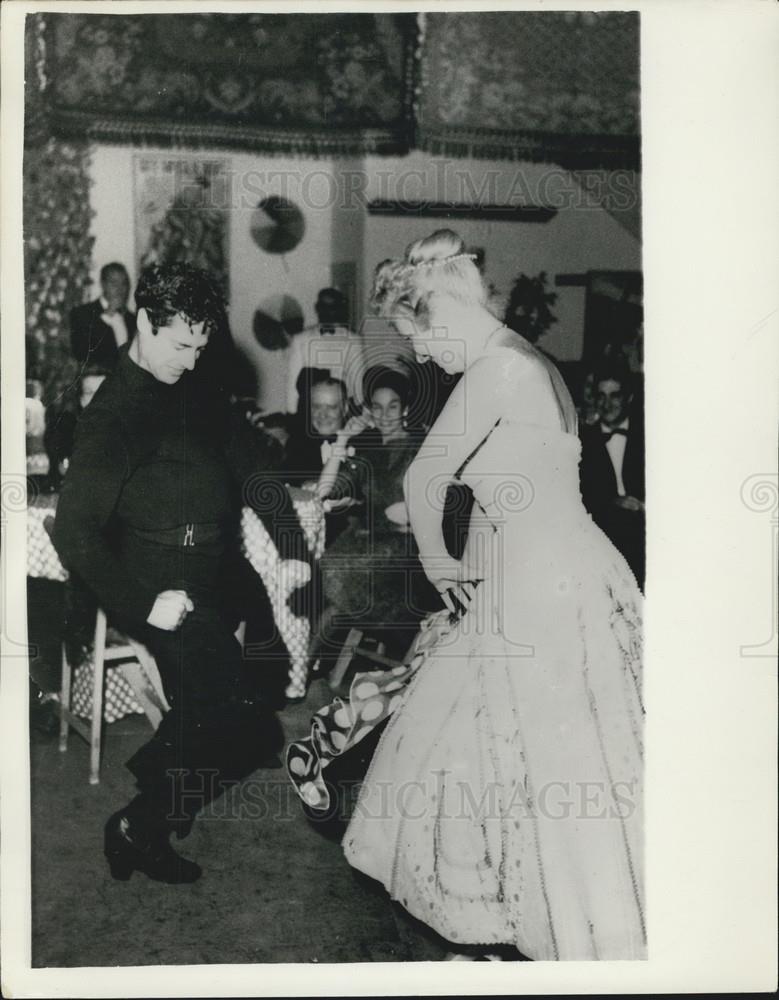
[27,489,145,722]
[27,486,327,718]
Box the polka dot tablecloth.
[27,495,144,721]
[29,492,326,718]
[241,498,324,699]
[27,501,68,582]
[285,608,456,811]
[69,653,146,723]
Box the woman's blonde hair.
[369,230,487,324]
[370,258,410,318]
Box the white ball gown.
[338,344,645,961]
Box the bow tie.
[602,427,628,441]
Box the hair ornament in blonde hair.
[411,252,478,271]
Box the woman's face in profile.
[392,293,465,374]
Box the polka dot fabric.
[285,608,455,810]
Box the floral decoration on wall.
[42,13,416,155]
[23,138,94,403]
[417,11,640,167]
[24,18,95,406]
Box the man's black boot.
[104,808,202,883]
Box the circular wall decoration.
[250,196,305,254]
[253,293,305,351]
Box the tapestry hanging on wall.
[416,11,640,169]
[40,13,416,156]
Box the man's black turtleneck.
[53,347,276,631]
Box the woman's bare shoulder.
[474,333,546,383]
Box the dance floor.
[29,680,449,966]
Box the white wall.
[360,152,641,361]
[88,144,346,410]
[87,144,640,407]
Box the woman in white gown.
[340,230,645,961]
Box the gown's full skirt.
[342,426,646,960]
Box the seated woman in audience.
[315,366,439,663]
[43,366,110,488]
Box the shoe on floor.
[104,810,202,884]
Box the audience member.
[44,367,110,486]
[284,373,348,482]
[70,262,136,369]
[286,288,365,414]
[315,367,440,663]
[25,379,48,478]
[579,360,645,588]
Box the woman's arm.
[404,354,516,587]
[315,412,372,501]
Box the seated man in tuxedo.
[579,361,645,589]
[286,287,366,414]
[70,262,136,369]
[283,372,363,543]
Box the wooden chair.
[58,608,168,785]
[328,627,417,691]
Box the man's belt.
[129,522,225,549]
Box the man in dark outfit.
[54,263,284,883]
[579,361,645,589]
[69,262,137,370]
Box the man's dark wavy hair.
[134,262,226,336]
[591,357,634,395]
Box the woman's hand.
[421,552,482,614]
[317,413,369,500]
[337,410,373,442]
[422,553,481,589]
[420,552,462,587]
[322,496,361,513]
[285,484,318,502]
[422,552,485,584]
[439,580,479,616]
[384,500,411,531]
[614,494,645,513]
